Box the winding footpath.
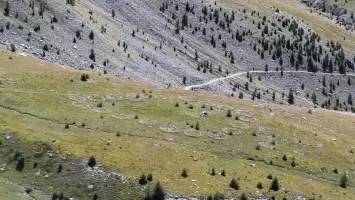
[184,70,355,117]
[184,70,355,90]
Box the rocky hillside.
[0,0,354,112]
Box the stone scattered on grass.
[105,94,124,101]
[92,107,111,114]
[257,126,268,134]
[184,129,203,138]
[206,131,228,140]
[139,119,157,127]
[160,124,179,133]
[235,109,258,122]
[222,127,241,135]
[87,95,105,102]
[111,113,133,120]
[72,101,90,108]
[229,121,248,129]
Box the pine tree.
[270,177,280,191]
[229,178,239,190]
[88,156,96,167]
[16,157,25,172]
[147,174,153,182]
[57,164,63,173]
[282,154,287,161]
[311,92,317,104]
[139,174,147,185]
[279,56,283,66]
[230,51,235,63]
[89,49,95,61]
[348,93,353,105]
[89,30,94,40]
[182,77,186,85]
[211,168,216,176]
[175,20,180,34]
[240,193,248,200]
[340,174,348,188]
[4,1,10,16]
[221,169,226,176]
[182,13,188,29]
[152,182,165,200]
[181,168,188,177]
[290,52,295,67]
[66,0,75,6]
[295,60,300,71]
[226,109,232,117]
[291,156,296,167]
[288,88,294,105]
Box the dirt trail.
[184,70,355,117]
[184,70,355,90]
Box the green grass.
[0,48,355,199]
[0,180,28,200]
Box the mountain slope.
[0,48,355,199]
[1,0,354,113]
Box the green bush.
[25,188,32,194]
[267,174,273,179]
[221,169,226,176]
[181,168,188,177]
[147,173,153,182]
[81,74,89,81]
[229,178,239,190]
[139,174,147,185]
